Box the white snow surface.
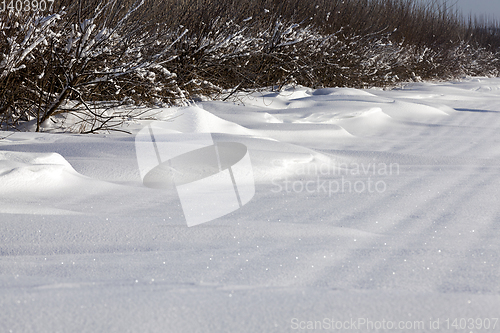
[1,77,500,332]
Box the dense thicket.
[1,0,500,132]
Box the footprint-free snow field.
[1,78,500,332]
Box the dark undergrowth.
[1,0,500,132]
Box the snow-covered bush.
[0,0,187,132]
[2,0,500,132]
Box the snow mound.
[166,106,257,136]
[309,87,378,97]
[0,151,83,193]
[232,86,451,139]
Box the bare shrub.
[0,0,186,132]
[2,0,500,132]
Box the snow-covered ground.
[1,77,500,332]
